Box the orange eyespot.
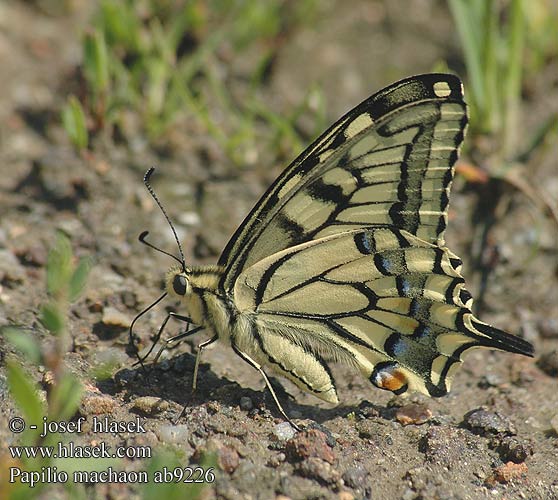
[370,361,409,395]
[378,370,407,392]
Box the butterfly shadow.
[107,351,394,427]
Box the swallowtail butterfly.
[130,74,534,429]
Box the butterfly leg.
[129,291,168,362]
[133,312,192,366]
[231,344,301,431]
[177,336,219,424]
[153,325,204,364]
[174,333,217,424]
[192,334,219,392]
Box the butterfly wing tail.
[469,317,534,357]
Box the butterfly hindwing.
[233,227,532,399]
[219,74,468,290]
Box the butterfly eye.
[172,275,188,296]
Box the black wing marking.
[219,74,467,291]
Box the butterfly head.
[165,265,205,325]
[166,265,224,298]
[166,265,191,298]
[165,264,224,327]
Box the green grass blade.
[48,373,83,425]
[481,0,498,133]
[40,302,65,335]
[46,233,72,296]
[503,0,525,157]
[1,326,42,365]
[448,0,486,116]
[61,95,89,150]
[69,257,92,302]
[83,29,109,97]
[6,360,45,423]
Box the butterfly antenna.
[143,167,186,270]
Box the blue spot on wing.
[354,232,376,255]
[412,324,431,339]
[374,254,392,275]
[399,276,411,295]
[385,333,407,357]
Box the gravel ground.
[1,2,557,499]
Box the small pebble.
[267,452,286,467]
[355,402,380,420]
[285,429,336,464]
[132,396,169,415]
[80,394,118,415]
[463,408,516,436]
[239,396,253,411]
[101,306,131,327]
[114,368,137,386]
[15,245,47,267]
[495,436,533,463]
[478,373,505,389]
[178,211,200,226]
[272,422,296,441]
[402,487,417,500]
[539,318,558,339]
[537,350,558,377]
[158,359,172,371]
[0,249,26,282]
[395,403,432,426]
[156,424,190,444]
[217,445,240,474]
[42,371,54,386]
[120,290,137,309]
[487,462,528,484]
[196,438,240,474]
[308,423,336,447]
[549,414,558,435]
[295,456,340,484]
[91,346,127,369]
[342,465,368,489]
[88,300,103,313]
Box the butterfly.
[130,73,534,429]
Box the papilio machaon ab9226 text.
[130,73,534,429]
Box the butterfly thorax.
[165,265,235,341]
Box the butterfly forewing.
[219,74,467,291]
